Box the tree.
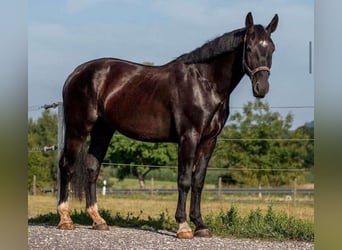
[210,100,310,187]
[297,121,314,168]
[293,121,314,183]
[106,133,177,188]
[28,110,58,191]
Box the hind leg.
[57,131,87,230]
[84,117,114,230]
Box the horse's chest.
[202,101,228,138]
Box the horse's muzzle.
[252,80,269,98]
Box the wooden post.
[151,177,154,197]
[57,102,64,204]
[293,178,297,207]
[32,175,36,196]
[218,177,222,200]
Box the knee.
[178,175,191,192]
[86,156,100,182]
[191,184,203,193]
[58,157,75,180]
[59,152,76,172]
[191,173,206,192]
[86,166,99,182]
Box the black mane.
[176,28,246,64]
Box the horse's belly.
[119,116,173,142]
[104,105,175,142]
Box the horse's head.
[243,12,278,98]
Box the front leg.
[175,132,200,239]
[190,137,217,237]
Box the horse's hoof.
[176,231,194,239]
[92,223,110,230]
[194,228,212,238]
[57,222,74,230]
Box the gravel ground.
[28,225,313,250]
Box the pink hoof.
[176,231,194,239]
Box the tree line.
[28,100,313,192]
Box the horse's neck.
[199,47,245,100]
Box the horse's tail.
[70,144,88,201]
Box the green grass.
[28,205,313,242]
[28,194,314,222]
[28,177,314,242]
[205,205,313,241]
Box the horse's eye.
[246,46,252,52]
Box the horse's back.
[62,58,179,141]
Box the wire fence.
[28,101,315,171]
[27,102,314,176]
[28,102,314,152]
[100,162,312,172]
[28,102,314,205]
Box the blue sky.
[28,0,314,128]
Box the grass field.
[28,179,314,241]
[28,178,314,222]
[29,194,315,240]
[28,193,313,223]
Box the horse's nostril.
[254,83,260,94]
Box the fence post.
[57,102,64,205]
[151,177,154,197]
[293,178,297,206]
[32,175,36,195]
[102,180,107,196]
[218,177,222,200]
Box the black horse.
[57,12,278,239]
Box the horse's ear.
[245,12,254,29]
[266,14,279,34]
